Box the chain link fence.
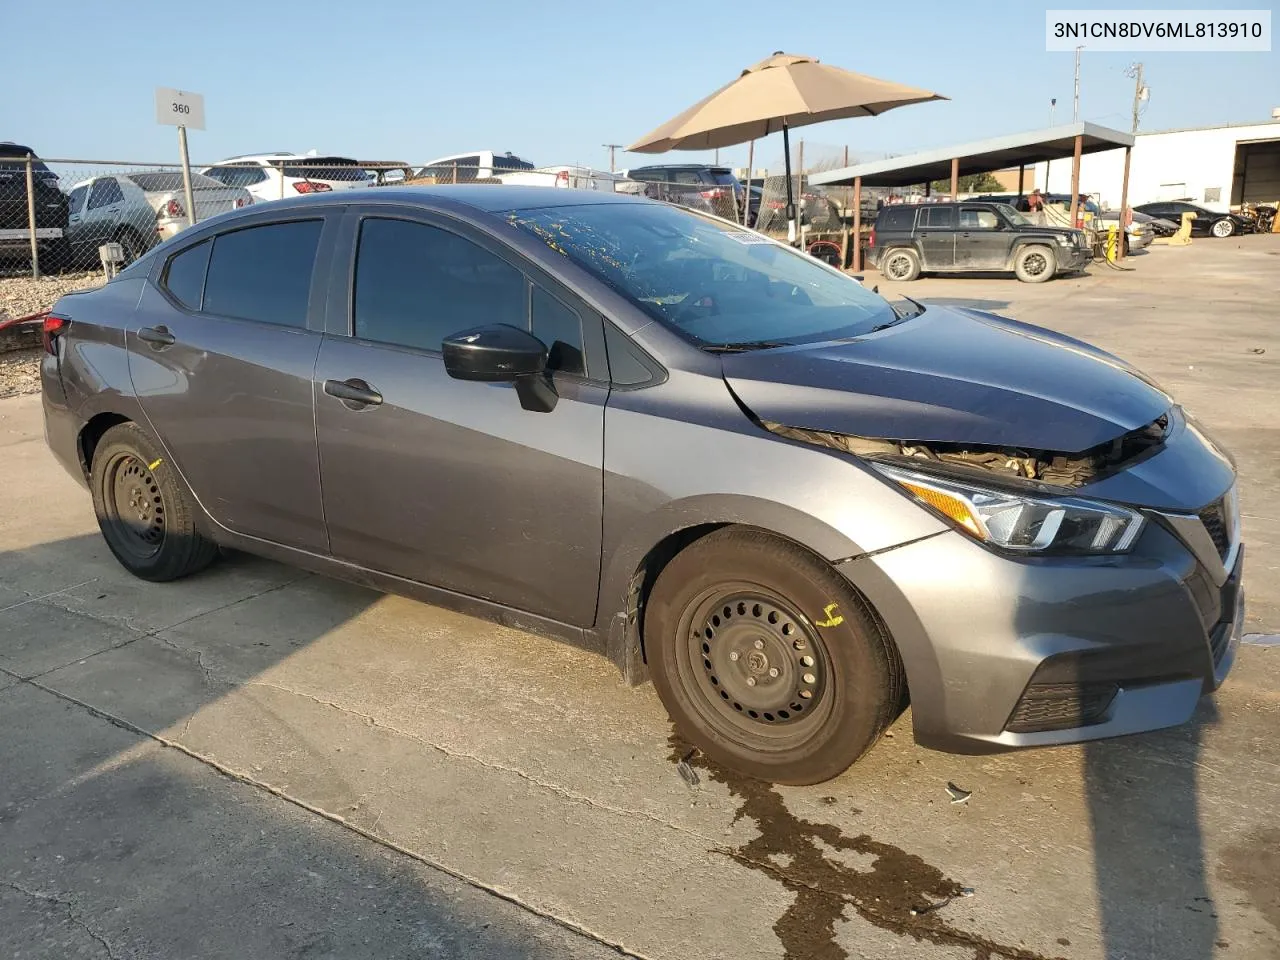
[2,154,863,299]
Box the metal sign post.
[155,87,206,229]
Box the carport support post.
[950,157,959,200]
[1069,134,1083,226]
[852,175,862,272]
[1017,163,1025,196]
[1118,145,1132,261]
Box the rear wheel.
[1210,217,1235,238]
[646,528,904,784]
[880,248,920,282]
[90,422,218,582]
[1014,244,1056,283]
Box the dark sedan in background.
[1134,200,1253,238]
[40,187,1243,784]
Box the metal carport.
[808,122,1135,269]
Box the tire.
[880,247,920,282]
[1210,218,1234,239]
[646,528,904,785]
[114,228,145,265]
[90,422,219,582]
[1014,244,1056,283]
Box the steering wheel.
[671,288,720,325]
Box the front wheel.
[1210,217,1235,238]
[90,422,219,582]
[1014,244,1056,283]
[646,528,905,784]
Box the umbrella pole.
[743,139,754,226]
[782,121,797,245]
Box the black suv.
[869,201,1090,283]
[625,164,743,219]
[0,142,69,265]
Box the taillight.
[868,227,876,248]
[699,187,726,199]
[235,197,253,208]
[42,313,66,355]
[164,198,184,218]
[293,181,332,194]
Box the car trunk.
[129,172,248,222]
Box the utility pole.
[602,143,622,173]
[1125,63,1147,133]
[1073,45,1083,121]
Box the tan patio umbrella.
[627,52,946,242]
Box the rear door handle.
[324,378,383,407]
[138,325,175,347]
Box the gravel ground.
[0,272,102,398]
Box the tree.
[928,171,1005,194]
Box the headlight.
[873,463,1145,554]
[1055,234,1072,245]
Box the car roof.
[212,185,650,215]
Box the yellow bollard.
[1106,225,1119,262]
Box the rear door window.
[202,220,323,327]
[920,207,955,228]
[162,239,212,310]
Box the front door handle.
[138,325,175,347]
[324,378,383,407]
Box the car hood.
[1011,224,1077,238]
[721,306,1172,453]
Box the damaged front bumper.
[838,515,1242,754]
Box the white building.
[1036,118,1280,212]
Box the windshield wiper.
[868,297,926,332]
[701,340,792,353]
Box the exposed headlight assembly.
[873,463,1145,555]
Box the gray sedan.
[40,187,1243,784]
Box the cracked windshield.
[508,202,900,348]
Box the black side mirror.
[442,324,557,413]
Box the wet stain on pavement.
[671,735,1063,960]
[1217,826,1280,936]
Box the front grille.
[1005,682,1118,734]
[1199,499,1230,560]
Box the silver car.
[40,187,1243,784]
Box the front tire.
[90,422,219,582]
[1210,217,1235,238]
[1014,244,1056,282]
[646,528,904,785]
[880,248,921,282]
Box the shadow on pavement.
[1085,703,1223,959]
[0,533,614,959]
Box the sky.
[6,0,1277,173]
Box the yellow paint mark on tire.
[815,603,844,628]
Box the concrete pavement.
[2,233,1278,960]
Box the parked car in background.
[200,153,372,203]
[1133,201,1252,238]
[0,141,69,266]
[871,201,1090,282]
[1093,209,1157,251]
[496,165,626,191]
[414,151,535,183]
[624,164,743,220]
[42,186,1243,785]
[65,172,253,265]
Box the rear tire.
[90,422,219,582]
[1014,244,1056,283]
[646,528,904,785]
[880,248,921,282]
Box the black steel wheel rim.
[1023,251,1048,276]
[675,584,834,751]
[102,453,165,561]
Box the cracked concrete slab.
[0,682,634,960]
